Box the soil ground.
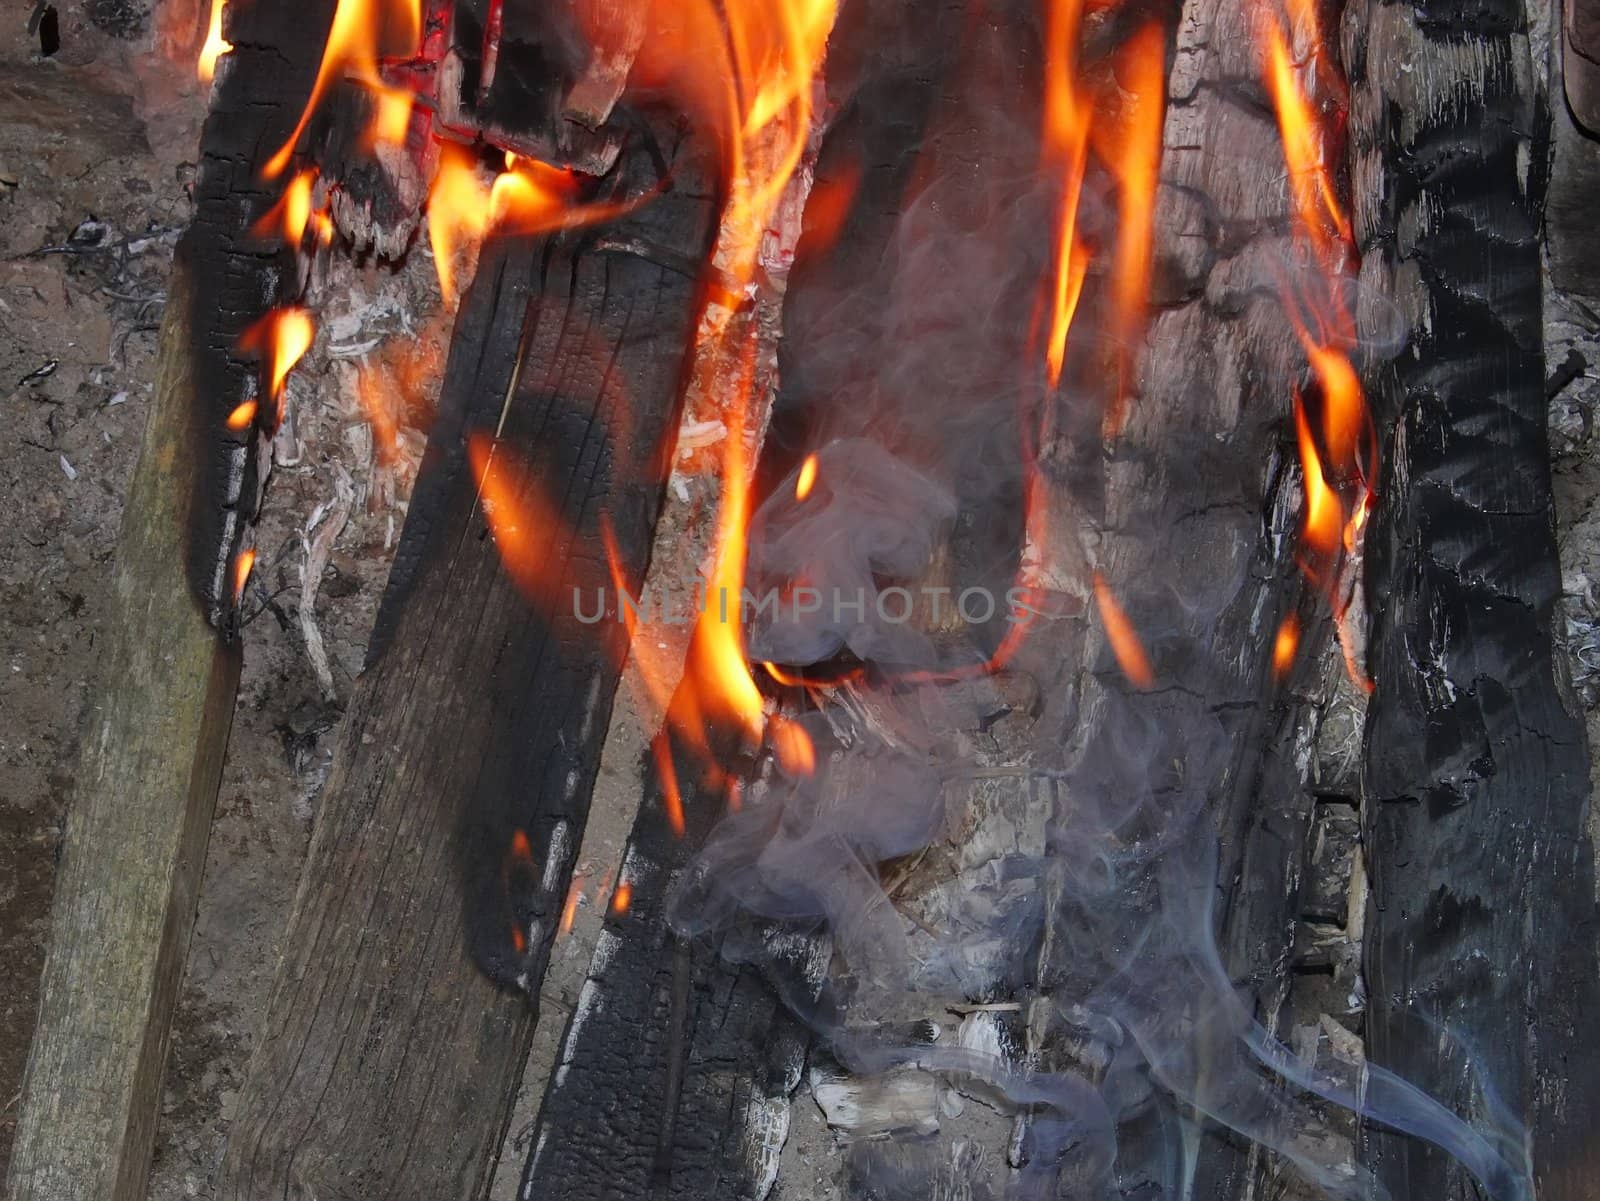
[2,7,1599,1201]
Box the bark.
[215,118,717,1201]
[1344,0,1600,1195]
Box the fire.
[1092,572,1154,689]
[225,400,257,432]
[354,364,401,462]
[769,715,816,776]
[197,0,230,83]
[559,878,582,936]
[250,169,333,249]
[795,454,818,501]
[1272,614,1300,679]
[466,434,572,613]
[1263,22,1350,267]
[237,308,315,424]
[1039,0,1093,388]
[427,147,615,303]
[231,548,256,604]
[610,879,632,916]
[1261,0,1374,690]
[653,734,687,838]
[262,0,421,179]
[1101,21,1166,432]
[1293,394,1343,560]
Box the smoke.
[662,1,1531,1199]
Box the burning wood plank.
[213,115,718,1200]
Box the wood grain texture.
[214,120,717,1201]
[1345,0,1600,1194]
[3,267,242,1201]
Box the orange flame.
[232,548,256,603]
[769,715,816,776]
[1092,572,1154,689]
[559,878,582,936]
[237,308,314,423]
[355,365,401,462]
[1293,393,1344,560]
[262,0,422,179]
[250,169,331,248]
[1272,614,1300,679]
[197,0,230,83]
[1101,21,1166,432]
[653,734,687,838]
[466,434,572,612]
[1039,0,1093,387]
[795,454,818,501]
[225,400,257,432]
[426,147,621,303]
[1263,21,1350,269]
[610,879,632,916]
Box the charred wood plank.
[1345,0,1600,1195]
[515,748,822,1201]
[3,1,338,1195]
[214,123,716,1201]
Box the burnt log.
[214,122,717,1201]
[1344,0,1600,1195]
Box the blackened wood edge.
[1346,0,1600,1194]
[180,0,339,633]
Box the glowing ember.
[795,454,818,501]
[236,308,314,424]
[1092,572,1154,689]
[225,400,257,432]
[197,0,230,83]
[559,879,581,936]
[610,879,632,916]
[1272,614,1300,679]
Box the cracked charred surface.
[515,743,825,1201]
[1345,0,1600,1195]
[214,121,716,1201]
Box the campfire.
[7,0,1599,1199]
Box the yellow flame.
[197,0,230,83]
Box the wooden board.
[2,0,337,1192]
[214,119,718,1201]
[1344,0,1600,1195]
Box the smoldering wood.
[3,2,342,1194]
[214,121,717,1201]
[1344,0,1600,1194]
